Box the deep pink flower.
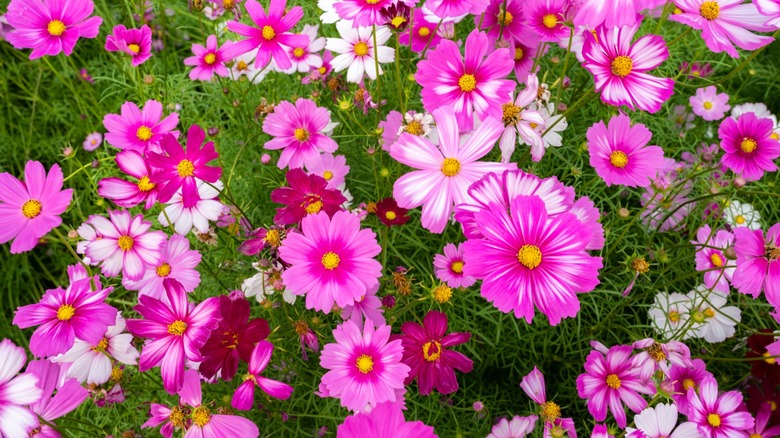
[524,0,570,42]
[26,359,89,437]
[5,0,102,59]
[510,38,541,81]
[0,339,42,436]
[478,0,528,44]
[147,124,222,208]
[98,150,160,209]
[13,278,116,358]
[279,210,382,313]
[184,35,235,81]
[690,86,730,121]
[581,20,674,114]
[231,340,293,410]
[746,405,780,438]
[126,280,220,394]
[686,375,754,438]
[105,24,153,66]
[0,160,73,254]
[334,0,392,27]
[337,401,437,438]
[103,100,180,153]
[433,243,476,288]
[755,0,780,27]
[226,0,308,71]
[732,223,780,306]
[576,345,654,428]
[416,29,515,131]
[691,225,735,290]
[341,284,385,328]
[122,234,202,299]
[263,98,338,169]
[574,0,663,28]
[398,311,472,396]
[425,0,480,18]
[718,112,780,181]
[399,9,441,53]
[587,114,665,188]
[320,320,410,412]
[270,169,346,226]
[520,367,570,435]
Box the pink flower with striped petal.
[718,112,780,182]
[231,340,294,410]
[686,375,755,438]
[334,0,392,27]
[756,0,780,27]
[26,359,89,436]
[184,35,235,81]
[433,243,476,288]
[122,234,202,299]
[263,98,339,169]
[103,100,180,153]
[477,0,528,44]
[0,339,43,437]
[98,150,160,209]
[524,0,571,42]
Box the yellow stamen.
[118,235,134,251]
[261,25,276,41]
[305,200,323,214]
[422,341,442,361]
[92,338,109,352]
[441,158,461,177]
[111,366,124,382]
[517,245,542,269]
[606,373,621,389]
[763,351,776,365]
[391,16,407,28]
[128,44,141,54]
[294,128,310,141]
[683,378,696,390]
[542,14,558,29]
[136,125,153,141]
[385,211,397,221]
[156,263,171,277]
[57,304,76,321]
[137,176,155,192]
[293,47,305,58]
[21,200,42,219]
[169,406,185,427]
[404,121,424,135]
[167,320,188,336]
[458,74,477,92]
[48,20,66,36]
[502,103,522,126]
[354,41,369,56]
[433,285,452,303]
[710,253,724,268]
[669,310,680,322]
[237,60,248,71]
[740,138,757,153]
[264,229,281,247]
[541,401,561,421]
[204,53,217,65]
[703,101,713,110]
[356,354,374,374]
[451,261,464,274]
[514,47,524,61]
[611,56,633,78]
[191,406,211,427]
[707,413,721,427]
[735,215,745,224]
[700,2,720,20]
[610,151,628,168]
[177,159,195,177]
[499,9,514,26]
[223,0,235,8]
[321,251,340,270]
[323,170,334,181]
[418,26,430,37]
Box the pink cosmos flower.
[5,0,102,59]
[98,150,160,209]
[126,280,220,394]
[732,223,780,306]
[83,132,102,151]
[184,35,235,81]
[520,367,566,428]
[668,358,712,415]
[576,344,654,428]
[686,375,755,437]
[158,179,225,236]
[335,0,392,27]
[416,29,515,131]
[270,169,346,226]
[478,0,527,44]
[337,401,437,438]
[587,114,665,188]
[691,225,736,290]
[487,416,537,438]
[426,0,480,18]
[320,320,410,412]
[84,210,166,280]
[690,86,730,121]
[282,24,325,74]
[463,195,602,325]
[630,339,692,382]
[399,9,441,53]
[231,340,294,410]
[433,243,476,288]
[147,124,222,207]
[625,403,700,438]
[105,24,153,66]
[581,21,674,114]
[0,160,73,254]
[574,0,663,28]
[390,106,515,234]
[718,112,780,181]
[226,0,308,71]
[0,339,43,437]
[263,98,339,169]
[499,74,545,162]
[306,153,349,189]
[103,100,180,153]
[510,38,541,81]
[26,359,89,438]
[122,234,202,299]
[755,0,780,27]
[341,284,385,328]
[670,0,775,58]
[279,210,382,313]
[524,0,571,42]
[13,277,116,358]
[747,405,780,438]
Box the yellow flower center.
[237,60,248,71]
[204,53,216,65]
[541,401,561,421]
[262,25,276,41]
[422,341,442,361]
[321,251,340,270]
[156,262,172,277]
[391,16,407,28]
[294,128,310,141]
[451,261,464,274]
[21,200,42,219]
[631,258,650,274]
[700,1,720,20]
[751,434,762,438]
[354,41,369,56]
[606,373,621,389]
[57,304,76,321]
[317,66,327,74]
[763,351,776,365]
[610,151,629,168]
[167,320,188,336]
[611,56,633,78]
[48,20,66,36]
[356,354,374,374]
[223,0,235,8]
[502,103,522,126]
[305,200,323,214]
[111,366,124,382]
[265,229,281,247]
[128,44,141,54]
[673,7,683,14]
[405,120,424,135]
[736,215,746,224]
[418,26,430,37]
[669,310,680,322]
[441,158,461,177]
[517,244,542,269]
[648,343,667,362]
[771,132,779,140]
[514,47,524,61]
[177,159,195,177]
[118,235,134,251]
[169,406,185,427]
[499,9,514,26]
[683,378,696,390]
[385,211,397,220]
[293,47,305,58]
[707,413,721,427]
[136,125,153,141]
[710,253,724,267]
[366,0,380,3]
[323,170,334,181]
[137,176,156,192]
[703,101,713,110]
[433,285,452,303]
[740,138,757,153]
[92,337,109,352]
[772,401,778,411]
[458,74,477,92]
[542,14,558,29]
[191,406,211,427]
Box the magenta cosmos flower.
[320,320,410,411]
[270,169,346,226]
[105,24,153,66]
[231,340,294,410]
[103,100,180,153]
[463,195,603,325]
[334,0,392,27]
[263,98,338,169]
[184,35,235,81]
[227,0,308,70]
[574,0,664,28]
[718,112,780,181]
[587,114,665,188]
[690,85,730,121]
[0,160,72,254]
[686,375,755,437]
[390,106,515,234]
[126,280,220,394]
[337,401,437,438]
[0,339,43,437]
[433,243,476,288]
[477,0,527,44]
[98,150,160,210]
[416,29,515,132]
[26,359,89,437]
[13,277,116,358]
[122,234,202,299]
[279,210,382,313]
[576,344,654,428]
[691,225,735,290]
[84,210,166,280]
[147,124,222,207]
[670,0,775,58]
[520,367,573,435]
[399,9,441,53]
[582,20,674,114]
[524,0,571,42]
[732,223,780,306]
[5,0,102,59]
[398,311,472,396]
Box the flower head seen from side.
[686,375,755,437]
[487,415,537,438]
[5,0,102,59]
[105,24,153,66]
[320,320,409,412]
[0,160,73,254]
[581,20,674,114]
[83,132,103,151]
[325,21,394,84]
[520,367,565,428]
[98,150,160,210]
[690,85,730,121]
[103,100,180,153]
[337,401,437,438]
[0,339,43,437]
[184,35,235,81]
[433,243,476,288]
[231,340,294,410]
[263,98,339,169]
[718,112,780,181]
[271,169,346,226]
[122,234,202,299]
[732,223,780,305]
[26,359,89,437]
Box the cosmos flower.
[282,24,325,74]
[341,284,385,328]
[26,359,89,438]
[499,74,545,163]
[667,358,712,415]
[263,98,339,169]
[433,243,476,288]
[648,292,693,340]
[691,225,736,290]
[690,86,730,121]
[122,234,202,299]
[271,169,347,226]
[399,9,441,53]
[487,416,537,438]
[687,284,741,343]
[718,112,780,181]
[231,340,294,410]
[98,150,160,210]
[306,153,349,189]
[83,132,103,151]
[624,403,700,438]
[103,100,180,153]
[524,0,571,42]
[105,24,153,66]
[374,197,410,227]
[425,0,481,18]
[755,0,780,28]
[686,375,755,437]
[325,21,394,83]
[520,367,566,428]
[630,339,692,381]
[157,179,225,236]
[0,339,43,437]
[183,35,235,81]
[229,48,274,83]
[723,200,761,230]
[335,0,392,27]
[478,0,527,44]
[337,401,438,438]
[574,0,664,28]
[732,223,780,305]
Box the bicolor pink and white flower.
[231,340,294,410]
[282,24,325,74]
[98,150,160,210]
[487,415,537,438]
[433,243,476,288]
[26,359,89,438]
[524,0,571,42]
[0,339,43,437]
[325,21,394,83]
[499,74,545,163]
[756,0,780,28]
[105,24,153,66]
[691,225,736,290]
[83,132,103,151]
[158,179,224,236]
[686,375,755,437]
[263,98,339,169]
[122,234,202,299]
[103,100,180,153]
[334,0,392,27]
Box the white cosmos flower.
[688,284,741,343]
[723,199,761,230]
[325,20,394,83]
[242,261,296,304]
[318,0,339,24]
[159,180,224,235]
[230,48,274,84]
[283,24,326,74]
[648,292,693,340]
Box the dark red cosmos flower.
[746,378,780,425]
[375,197,410,227]
[270,169,346,226]
[199,293,270,381]
[747,329,780,385]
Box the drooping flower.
[399,9,441,53]
[718,112,780,181]
[157,179,225,236]
[263,98,339,169]
[0,160,73,254]
[337,401,438,438]
[723,200,761,230]
[520,367,566,427]
[416,29,515,131]
[374,197,410,227]
[499,74,545,162]
[105,24,153,66]
[83,132,103,151]
[487,416,537,438]
[648,292,693,340]
[320,320,409,411]
[184,35,235,81]
[325,21,394,83]
[279,210,382,313]
[5,0,102,59]
[686,375,755,437]
[26,359,89,438]
[625,403,700,438]
[433,243,476,288]
[271,169,347,226]
[630,339,692,381]
[691,225,735,290]
[122,234,201,299]
[0,339,42,437]
[690,86,730,121]
[98,150,160,210]
[231,340,294,410]
[732,223,780,306]
[524,0,571,42]
[103,100,180,153]
[581,20,674,113]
